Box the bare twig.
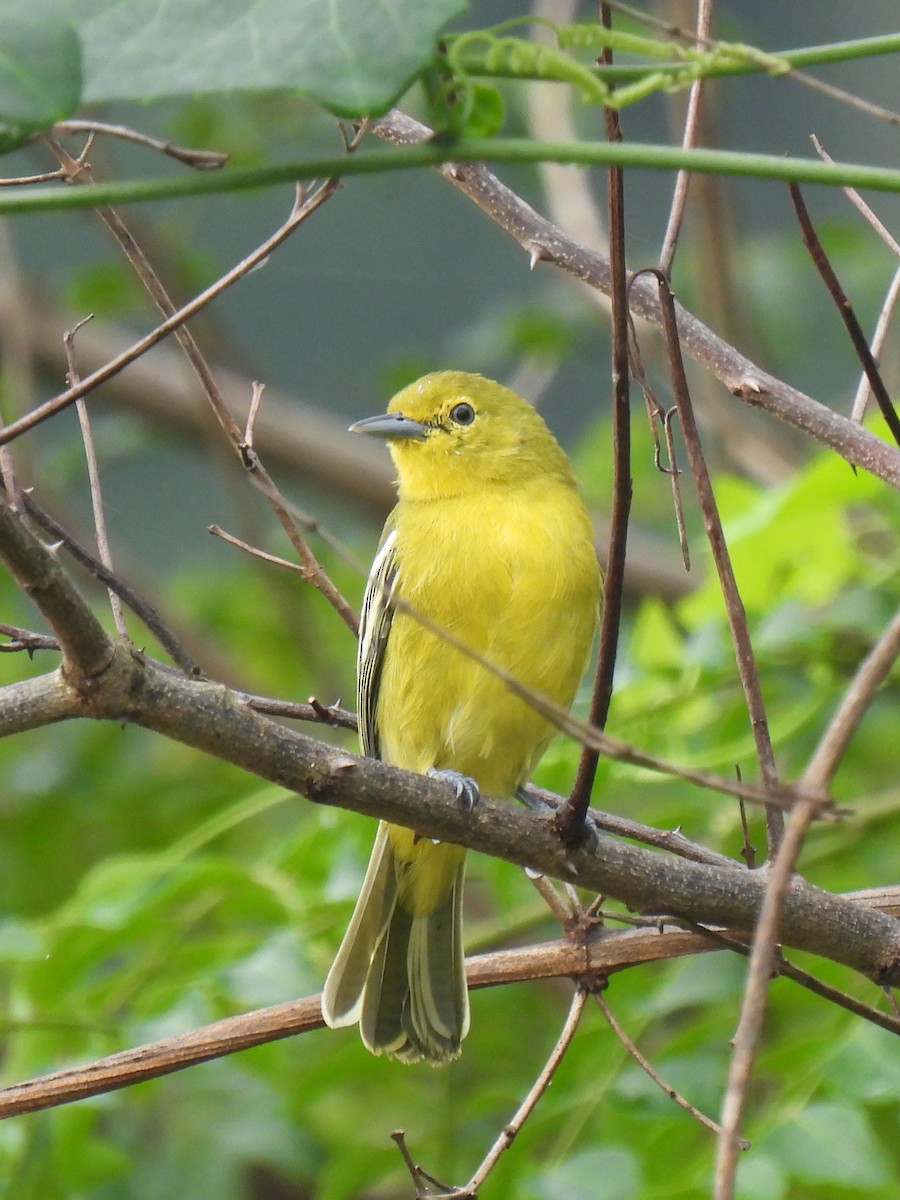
[43,138,357,634]
[559,3,632,846]
[789,181,900,447]
[237,693,357,731]
[812,137,900,261]
[53,120,227,169]
[662,405,690,568]
[0,190,335,446]
[678,918,900,1036]
[0,168,67,187]
[530,872,581,925]
[0,623,58,654]
[65,316,128,639]
[596,992,748,1146]
[811,136,900,424]
[626,316,691,567]
[22,494,199,675]
[714,796,819,1200]
[850,265,900,424]
[462,988,588,1197]
[384,587,820,814]
[209,525,302,574]
[652,270,785,852]
[658,0,714,275]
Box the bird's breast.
[375,483,599,798]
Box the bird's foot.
[517,786,599,861]
[429,768,480,812]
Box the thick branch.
[1,638,895,983]
[5,641,887,986]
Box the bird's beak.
[349,412,430,442]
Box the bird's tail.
[322,822,469,1064]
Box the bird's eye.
[449,402,476,426]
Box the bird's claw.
[429,768,480,812]
[579,815,600,853]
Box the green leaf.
[0,18,82,150]
[29,0,468,117]
[530,1148,642,1200]
[765,1102,891,1188]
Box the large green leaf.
[36,0,467,116]
[0,18,82,151]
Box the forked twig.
[460,988,588,1198]
[42,138,357,635]
[22,494,200,675]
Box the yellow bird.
[322,371,601,1063]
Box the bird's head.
[350,371,575,501]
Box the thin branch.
[653,270,785,854]
[851,265,900,424]
[810,136,900,425]
[236,693,357,731]
[789,181,900,447]
[524,782,740,869]
[596,992,748,1147]
[53,120,228,169]
[461,988,588,1197]
[0,623,58,654]
[0,168,67,187]
[209,525,303,574]
[812,136,900,260]
[4,895,898,1121]
[43,139,358,635]
[626,317,691,567]
[714,796,820,1200]
[64,316,128,639]
[383,587,819,815]
[22,494,199,675]
[0,186,337,446]
[658,0,713,275]
[678,918,900,1036]
[559,3,632,846]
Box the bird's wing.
[356,526,399,760]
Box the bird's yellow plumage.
[322,371,600,1063]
